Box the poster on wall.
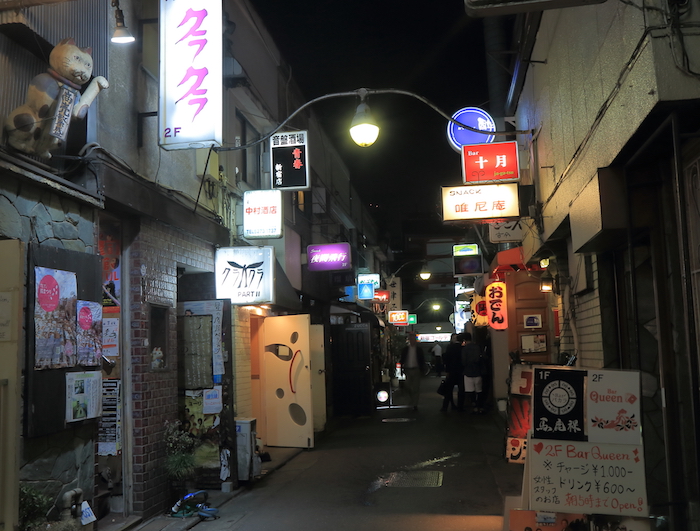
[98,379,121,455]
[99,220,121,307]
[102,315,119,358]
[35,267,77,369]
[506,364,534,463]
[182,390,221,438]
[76,300,102,366]
[66,371,102,422]
[177,300,225,378]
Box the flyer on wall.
[66,371,102,422]
[35,267,77,369]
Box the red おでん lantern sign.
[487,281,508,330]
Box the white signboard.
[243,190,283,239]
[66,371,102,422]
[215,247,275,305]
[386,276,402,312]
[442,183,520,221]
[588,370,642,445]
[529,438,648,517]
[489,220,524,242]
[159,0,222,150]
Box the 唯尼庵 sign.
[215,246,275,305]
[159,0,222,150]
[442,183,520,221]
[462,141,520,183]
[307,242,351,272]
[271,131,310,191]
[243,190,283,239]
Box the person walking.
[440,333,465,412]
[430,340,443,376]
[400,334,426,410]
[461,332,485,413]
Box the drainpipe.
[59,488,83,521]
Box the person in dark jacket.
[461,332,485,413]
[440,333,466,412]
[400,334,425,410]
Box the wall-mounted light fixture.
[539,271,554,293]
[111,0,135,44]
[419,264,432,281]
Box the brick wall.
[234,307,252,417]
[128,219,215,516]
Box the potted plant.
[164,420,199,493]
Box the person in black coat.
[400,334,426,410]
[440,333,466,412]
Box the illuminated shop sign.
[215,246,275,305]
[487,281,508,330]
[446,107,496,153]
[388,310,409,326]
[307,242,351,271]
[243,190,283,239]
[159,0,222,150]
[462,141,520,183]
[271,131,310,191]
[442,183,520,221]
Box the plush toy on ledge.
[3,37,108,159]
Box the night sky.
[248,0,490,238]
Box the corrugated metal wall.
[0,0,108,117]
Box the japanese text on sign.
[487,281,507,330]
[529,439,648,517]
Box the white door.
[263,314,314,448]
[310,324,326,433]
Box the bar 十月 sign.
[462,141,520,183]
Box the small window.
[150,305,168,370]
[236,110,262,188]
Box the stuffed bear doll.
[4,37,108,159]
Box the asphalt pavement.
[111,375,523,531]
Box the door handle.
[317,369,326,374]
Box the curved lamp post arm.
[214,87,534,152]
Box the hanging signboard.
[446,107,496,152]
[159,0,222,150]
[271,131,310,191]
[215,246,275,305]
[442,183,520,221]
[388,310,409,326]
[243,190,283,239]
[486,281,508,330]
[357,283,375,300]
[307,242,351,272]
[387,277,402,312]
[462,141,520,183]
[489,220,524,243]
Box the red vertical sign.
[487,281,508,330]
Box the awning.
[489,246,543,278]
[274,259,302,311]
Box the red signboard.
[374,290,390,302]
[487,281,508,330]
[462,141,519,183]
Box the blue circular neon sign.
[446,107,496,152]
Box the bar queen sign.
[159,0,223,150]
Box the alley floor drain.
[381,417,416,423]
[383,470,443,487]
